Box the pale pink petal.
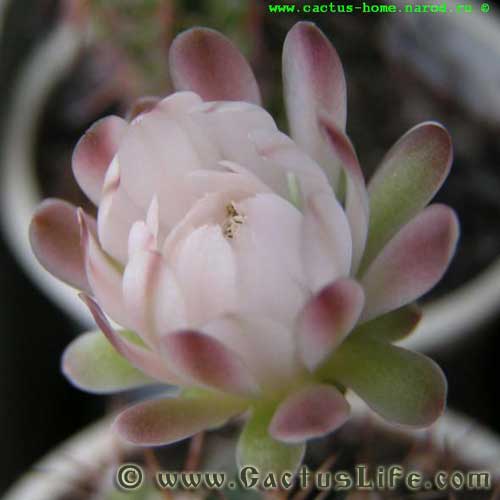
[127,197,160,258]
[283,22,347,184]
[113,92,222,247]
[117,107,200,231]
[169,225,237,326]
[302,192,352,291]
[79,209,128,326]
[72,116,127,205]
[169,28,261,104]
[319,116,369,274]
[122,250,187,347]
[249,129,332,199]
[161,190,266,284]
[297,278,365,371]
[160,330,259,396]
[128,221,156,257]
[190,101,280,189]
[97,157,144,264]
[232,194,307,326]
[361,121,453,272]
[158,92,221,169]
[361,205,459,322]
[216,160,276,182]
[156,91,204,115]
[145,196,160,240]
[30,199,90,291]
[202,315,298,389]
[114,394,247,446]
[186,165,271,199]
[269,385,350,444]
[162,193,226,259]
[80,294,180,384]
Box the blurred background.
[1,0,500,495]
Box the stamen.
[226,202,238,218]
[223,202,245,239]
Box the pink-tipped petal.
[297,278,364,371]
[126,96,161,120]
[169,28,261,104]
[320,116,369,274]
[160,330,259,396]
[269,385,350,443]
[79,209,128,326]
[122,250,187,347]
[79,294,180,385]
[321,337,447,427]
[302,192,352,291]
[114,394,247,446]
[361,122,453,272]
[202,314,298,389]
[30,199,90,291]
[62,330,155,394]
[361,205,459,322]
[283,22,347,184]
[351,306,422,343]
[72,116,127,205]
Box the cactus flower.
[29,22,458,474]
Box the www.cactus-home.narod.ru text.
[266,2,477,14]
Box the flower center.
[222,202,245,239]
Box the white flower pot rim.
[0,22,92,327]
[0,0,8,32]
[3,399,500,500]
[2,417,117,500]
[1,19,499,352]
